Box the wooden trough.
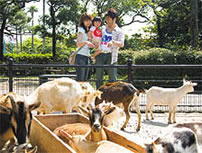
[30,113,146,153]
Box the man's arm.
[108,31,124,48]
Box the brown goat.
[95,82,141,131]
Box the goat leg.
[168,107,172,124]
[121,107,130,130]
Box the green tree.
[0,0,39,61]
[8,9,31,53]
[46,0,79,58]
[34,0,153,57]
[190,0,199,49]
[27,5,38,50]
[90,0,152,27]
[148,0,201,49]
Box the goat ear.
[154,137,161,144]
[183,78,186,84]
[28,146,38,153]
[28,102,41,111]
[0,104,11,114]
[8,95,17,112]
[96,91,102,99]
[60,130,73,141]
[104,106,116,115]
[77,105,88,116]
[87,103,94,110]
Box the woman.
[75,13,95,81]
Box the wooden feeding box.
[30,113,146,153]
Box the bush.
[118,48,202,89]
[4,53,53,64]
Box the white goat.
[145,79,197,123]
[25,78,83,114]
[25,78,101,114]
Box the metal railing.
[0,58,202,112]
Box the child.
[88,16,102,63]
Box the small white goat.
[145,79,197,123]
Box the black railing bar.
[0,64,7,67]
[11,64,128,68]
[133,80,202,82]
[7,64,202,69]
[131,64,202,69]
[1,63,202,68]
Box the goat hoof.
[121,127,125,131]
[136,128,140,132]
[168,121,172,124]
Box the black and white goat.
[146,127,200,153]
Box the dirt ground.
[113,112,202,147]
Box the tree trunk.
[43,0,46,47]
[156,15,164,47]
[16,26,18,53]
[31,12,34,50]
[20,28,22,52]
[190,0,199,49]
[51,5,56,58]
[0,19,7,61]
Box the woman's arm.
[76,32,95,48]
[76,32,87,47]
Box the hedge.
[118,48,202,89]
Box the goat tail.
[135,88,146,96]
[139,88,147,94]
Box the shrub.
[118,48,202,89]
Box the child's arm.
[88,31,93,40]
[92,49,102,58]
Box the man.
[95,8,125,89]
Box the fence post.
[8,58,13,92]
[127,58,133,83]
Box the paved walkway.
[114,112,202,145]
